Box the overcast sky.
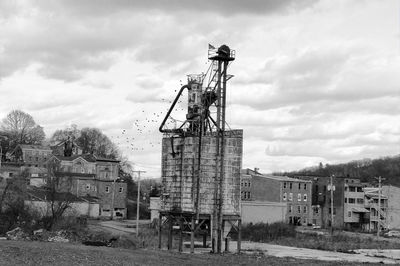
[0,0,399,178]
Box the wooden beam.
[237,219,241,253]
[158,213,162,249]
[167,215,173,250]
[178,216,183,252]
[190,216,195,253]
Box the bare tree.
[50,126,119,159]
[0,110,46,154]
[77,127,119,159]
[43,161,74,230]
[49,124,80,145]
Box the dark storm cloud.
[36,0,318,16]
[0,10,145,81]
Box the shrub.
[237,222,296,242]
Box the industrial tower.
[158,44,242,253]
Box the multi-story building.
[47,153,127,219]
[241,169,312,225]
[382,185,400,230]
[299,176,371,230]
[364,186,388,231]
[11,144,52,167]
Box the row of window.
[345,186,363,192]
[283,192,307,202]
[85,184,124,193]
[241,181,251,187]
[288,205,307,214]
[27,156,46,162]
[344,198,364,204]
[241,191,251,199]
[283,182,308,190]
[25,150,51,156]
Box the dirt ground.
[0,240,381,266]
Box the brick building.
[298,176,369,229]
[241,169,312,225]
[11,144,52,167]
[49,154,127,219]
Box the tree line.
[0,110,121,161]
[279,155,400,186]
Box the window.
[86,184,90,190]
[289,205,292,213]
[348,211,352,217]
[348,198,355,204]
[297,205,301,213]
[105,186,110,193]
[283,182,287,189]
[303,206,307,213]
[283,192,287,201]
[297,193,301,201]
[303,194,307,201]
[357,198,364,204]
[298,183,301,190]
[304,183,307,190]
[119,187,123,193]
[344,198,347,203]
[349,186,356,192]
[289,183,292,189]
[357,187,363,192]
[289,193,293,201]
[314,207,319,214]
[324,185,327,191]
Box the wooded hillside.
[280,155,400,186]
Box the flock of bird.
[111,87,188,153]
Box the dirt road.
[229,241,400,264]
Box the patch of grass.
[285,232,400,252]
[233,222,296,242]
[237,222,400,252]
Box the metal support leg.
[178,217,183,252]
[237,219,241,253]
[190,216,195,253]
[158,213,162,249]
[167,216,173,250]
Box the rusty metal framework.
[158,44,241,253]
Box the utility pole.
[330,175,335,234]
[132,170,146,236]
[375,176,386,238]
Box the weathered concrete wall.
[251,176,280,202]
[383,185,400,229]
[150,197,161,221]
[161,130,242,216]
[241,201,286,224]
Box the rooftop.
[242,170,312,183]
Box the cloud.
[232,47,400,110]
[36,0,319,17]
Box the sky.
[0,0,399,178]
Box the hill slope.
[281,155,400,186]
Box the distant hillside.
[279,155,400,187]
